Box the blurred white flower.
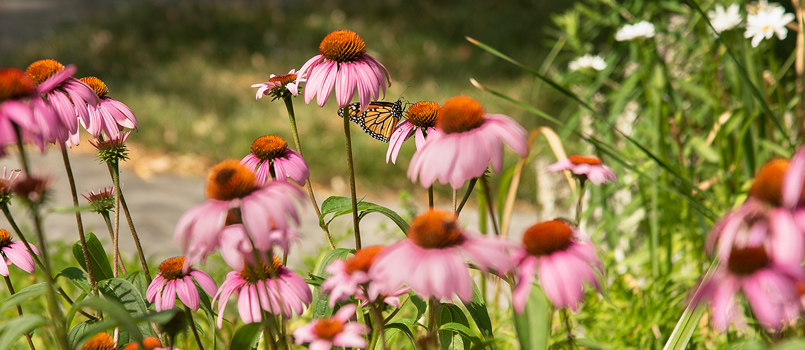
[568,54,607,71]
[707,4,742,35]
[615,21,655,41]
[744,4,795,47]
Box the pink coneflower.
[252,69,305,100]
[12,174,52,205]
[0,229,38,276]
[370,210,516,302]
[212,255,312,327]
[0,167,21,206]
[218,222,298,271]
[512,219,601,312]
[78,77,137,140]
[26,59,99,144]
[298,30,391,114]
[81,332,116,350]
[387,101,439,164]
[146,256,217,312]
[174,160,303,265]
[240,135,310,186]
[694,242,803,331]
[82,186,115,214]
[322,246,407,307]
[407,96,527,189]
[293,303,368,350]
[0,68,41,155]
[546,155,616,185]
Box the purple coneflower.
[293,303,368,350]
[252,69,304,100]
[0,228,38,276]
[322,246,407,307]
[212,255,312,327]
[174,160,303,265]
[546,155,616,185]
[240,135,310,186]
[370,210,516,302]
[512,219,601,312]
[298,30,391,114]
[0,68,43,155]
[0,167,21,206]
[78,77,137,140]
[25,59,99,144]
[146,256,217,312]
[217,222,298,271]
[386,101,439,164]
[407,96,527,189]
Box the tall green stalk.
[59,145,98,293]
[341,105,362,250]
[106,164,151,282]
[4,276,36,350]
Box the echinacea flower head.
[512,219,601,312]
[79,76,138,140]
[26,59,99,144]
[88,130,131,163]
[0,68,42,155]
[121,337,173,350]
[252,69,305,100]
[241,135,310,186]
[370,210,516,302]
[694,241,804,332]
[0,167,21,206]
[387,101,440,164]
[218,221,298,271]
[708,4,742,35]
[298,30,391,114]
[0,228,38,276]
[568,54,607,71]
[82,332,116,350]
[174,160,303,265]
[323,246,391,307]
[293,304,369,350]
[146,256,217,312]
[614,21,656,41]
[546,155,616,185]
[212,255,312,327]
[12,174,51,206]
[744,4,795,47]
[407,96,527,189]
[82,186,115,214]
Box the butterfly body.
[337,100,404,143]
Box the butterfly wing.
[358,101,402,143]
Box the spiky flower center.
[748,158,800,207]
[406,101,440,128]
[568,155,602,166]
[83,187,115,213]
[727,246,769,275]
[251,135,288,161]
[240,255,283,283]
[436,96,485,134]
[82,332,116,350]
[79,76,109,97]
[12,176,49,204]
[158,257,187,280]
[0,68,35,101]
[319,30,366,63]
[206,160,257,201]
[522,219,574,256]
[25,59,65,85]
[408,210,465,249]
[344,246,385,274]
[121,337,163,350]
[313,318,344,340]
[269,73,297,86]
[0,229,11,248]
[225,207,243,226]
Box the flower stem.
[455,178,478,216]
[561,308,575,350]
[282,96,335,250]
[341,106,362,250]
[30,204,71,349]
[368,302,388,350]
[12,125,30,175]
[4,276,36,350]
[100,212,127,274]
[109,159,122,278]
[105,163,151,282]
[427,298,440,349]
[428,186,434,209]
[479,176,500,236]
[575,179,587,227]
[184,306,205,350]
[59,145,98,291]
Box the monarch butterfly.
[337,100,404,143]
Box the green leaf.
[385,323,420,350]
[410,293,428,322]
[320,196,409,234]
[305,273,325,287]
[0,282,47,314]
[229,323,262,350]
[0,315,47,350]
[310,248,352,318]
[512,285,550,350]
[97,278,153,338]
[461,282,497,349]
[58,266,92,295]
[72,232,114,281]
[358,203,410,234]
[439,322,482,346]
[122,270,149,298]
[438,304,470,350]
[663,261,717,350]
[69,297,144,346]
[68,321,94,348]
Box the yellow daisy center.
[319,30,366,63]
[0,229,11,247]
[748,158,804,207]
[25,59,65,85]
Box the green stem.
[4,276,36,350]
[105,163,151,282]
[30,204,71,349]
[368,302,388,350]
[60,145,98,292]
[561,308,575,350]
[282,96,335,250]
[575,179,587,227]
[341,106,362,250]
[427,187,434,209]
[455,178,478,215]
[427,298,440,349]
[479,176,500,236]
[12,124,30,175]
[101,212,127,274]
[184,306,205,350]
[110,160,121,278]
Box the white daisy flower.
[744,4,795,47]
[707,4,742,36]
[615,21,656,42]
[568,54,607,71]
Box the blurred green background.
[1,0,573,193]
